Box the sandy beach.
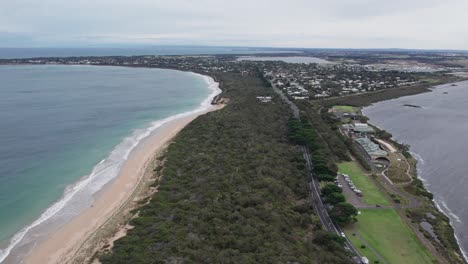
[23,99,223,264]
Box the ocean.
[0,65,216,262]
[0,46,292,59]
[363,81,468,260]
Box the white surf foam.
[0,73,221,263]
[365,92,468,263]
[434,198,468,261]
[437,200,462,224]
[409,151,429,186]
[411,150,468,262]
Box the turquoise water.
[0,65,214,262]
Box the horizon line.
[0,45,467,53]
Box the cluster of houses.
[259,61,419,100]
[5,55,424,101]
[271,78,310,99]
[3,55,429,105]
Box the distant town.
[2,49,468,264]
[2,50,467,103]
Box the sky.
[1,0,467,50]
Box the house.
[256,96,272,103]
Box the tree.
[313,164,334,176]
[317,173,335,182]
[361,83,369,90]
[358,115,369,123]
[376,129,392,140]
[321,184,342,197]
[325,192,346,205]
[313,230,345,249]
[329,202,358,226]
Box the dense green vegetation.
[287,118,338,178]
[329,203,358,226]
[321,184,342,197]
[406,206,464,262]
[294,101,351,163]
[99,73,351,263]
[324,192,346,205]
[293,77,466,263]
[300,81,464,263]
[287,116,358,227]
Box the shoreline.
[367,126,468,262]
[0,70,223,264]
[360,81,468,262]
[25,104,224,264]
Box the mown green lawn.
[420,77,440,84]
[347,209,436,264]
[332,105,360,113]
[338,162,389,206]
[343,229,381,264]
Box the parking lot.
[337,174,368,208]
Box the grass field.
[344,229,381,264]
[420,77,443,84]
[346,209,436,264]
[338,162,389,206]
[332,105,360,113]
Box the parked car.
[361,256,369,264]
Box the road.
[271,82,450,264]
[271,85,300,118]
[303,147,361,257]
[271,83,362,262]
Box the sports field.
[332,105,360,113]
[346,209,436,264]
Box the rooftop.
[355,137,387,157]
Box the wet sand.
[25,104,223,264]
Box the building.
[342,123,375,137]
[355,137,387,158]
[256,96,272,103]
[353,123,375,134]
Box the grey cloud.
[0,0,467,49]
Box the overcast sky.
[1,0,467,50]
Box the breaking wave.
[0,73,221,263]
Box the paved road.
[270,82,361,262]
[303,147,361,259]
[271,85,300,118]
